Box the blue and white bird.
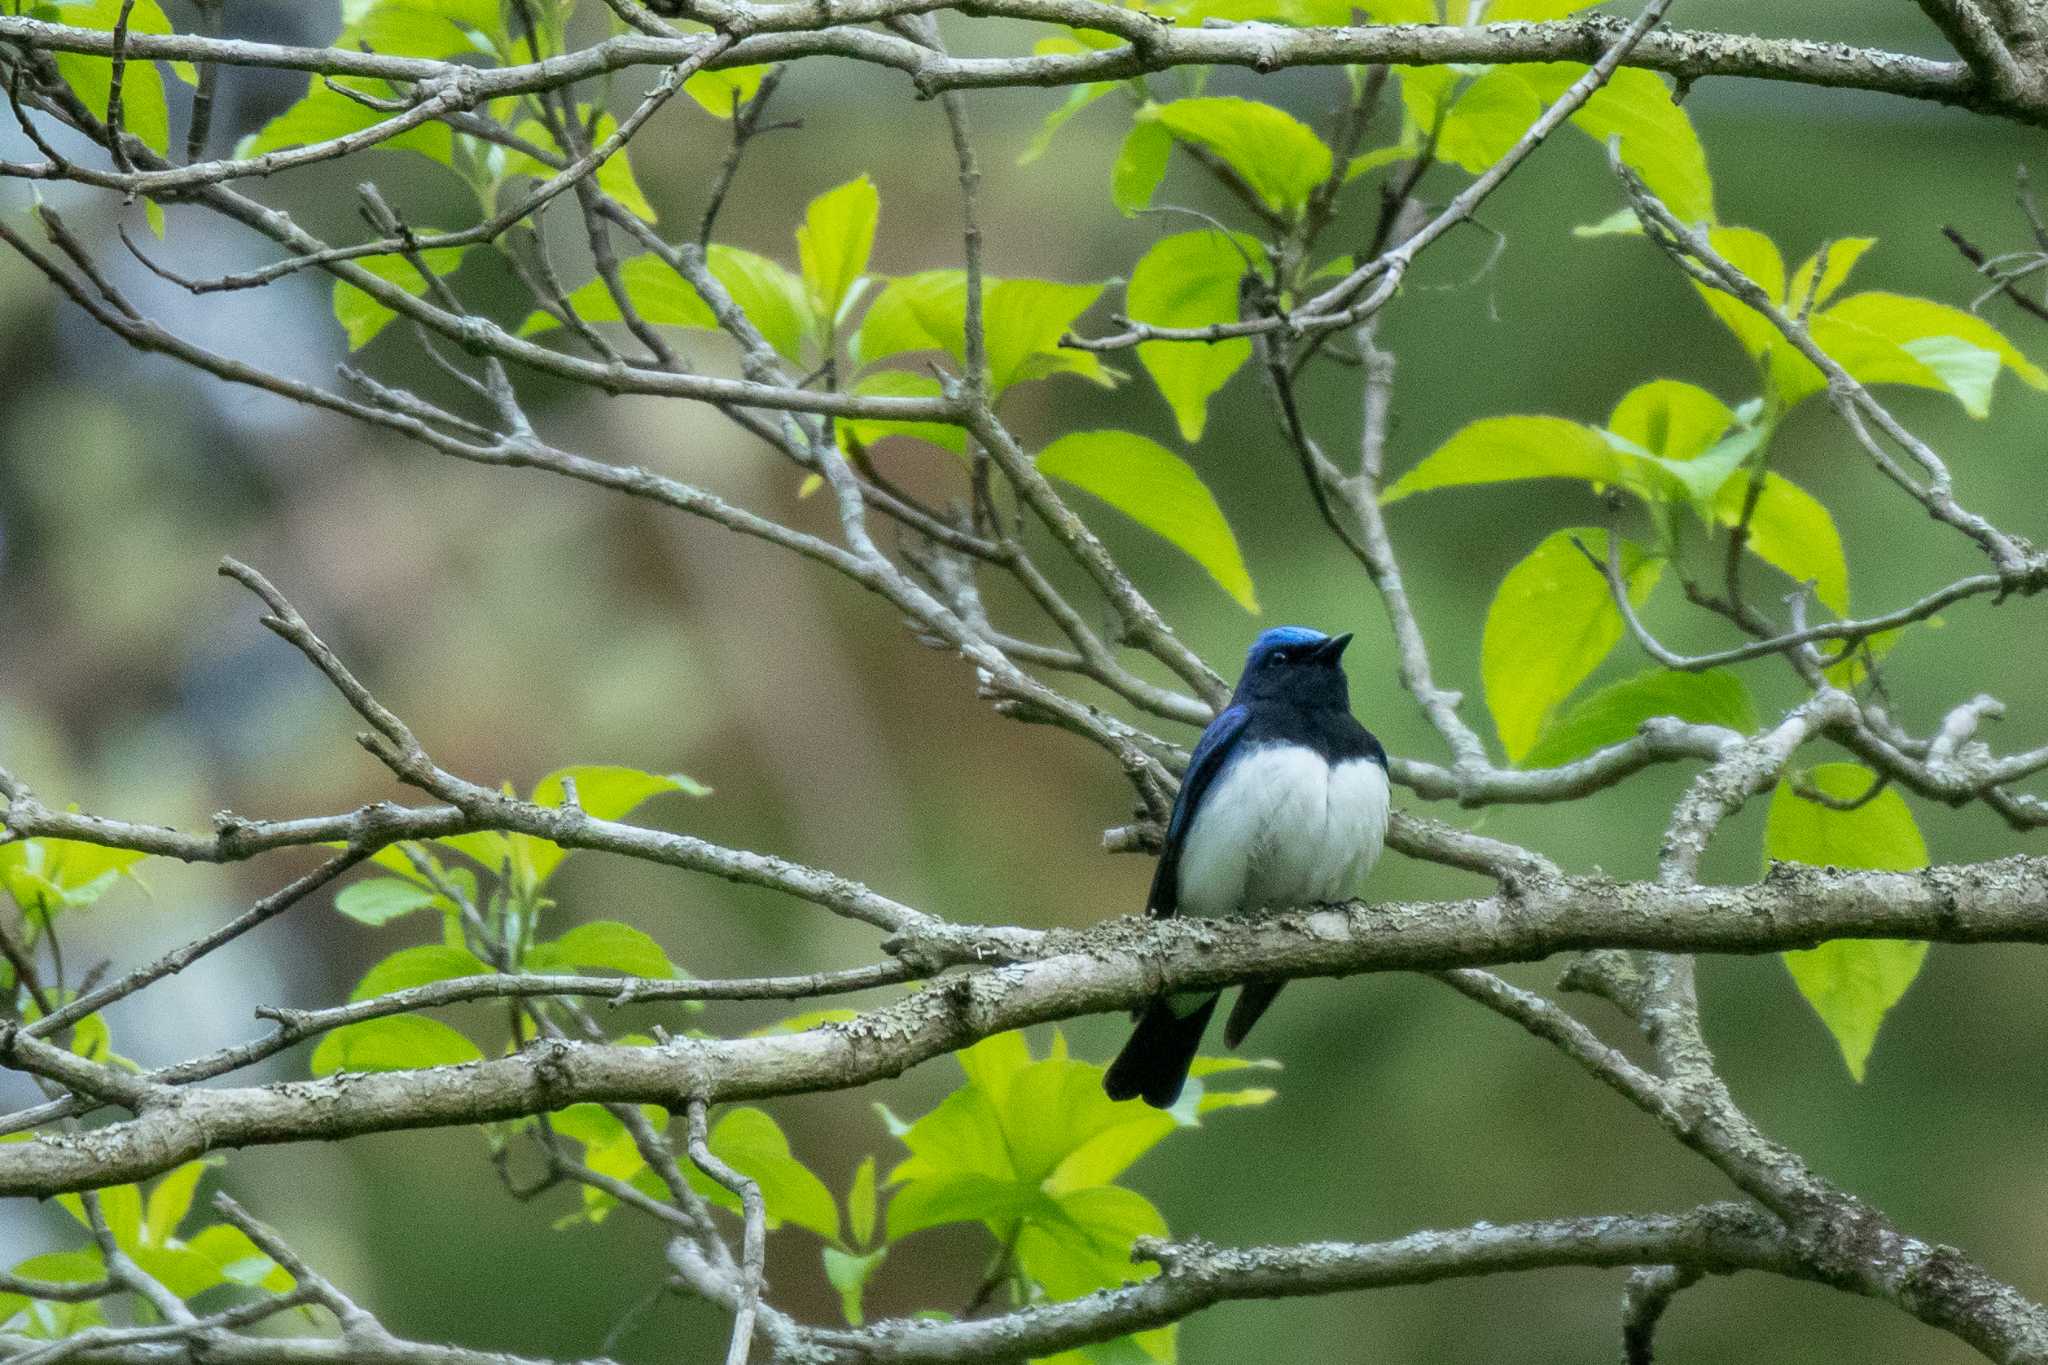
[1103,626,1389,1109]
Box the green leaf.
[1344,135,1423,183]
[683,63,771,118]
[1036,431,1259,611]
[58,1182,141,1247]
[983,278,1111,394]
[530,921,677,979]
[514,765,706,890]
[532,764,709,821]
[128,1245,226,1300]
[1126,230,1263,441]
[435,829,512,874]
[338,0,504,58]
[1525,64,1715,225]
[310,1015,483,1076]
[822,1245,887,1326]
[332,246,470,351]
[142,1160,212,1246]
[886,1171,1054,1240]
[1382,415,1675,504]
[1767,763,1929,1081]
[518,247,811,361]
[1482,529,1662,762]
[1788,237,1876,313]
[1021,82,1116,166]
[1606,380,1733,462]
[847,1155,879,1248]
[350,945,492,1001]
[237,73,454,167]
[1138,97,1332,219]
[843,371,965,454]
[1712,472,1849,616]
[520,253,711,336]
[1811,292,2048,415]
[502,112,656,223]
[852,269,964,367]
[1570,68,1714,226]
[186,1224,293,1292]
[334,877,440,927]
[1434,68,1542,173]
[1111,121,1173,217]
[1484,0,1601,15]
[51,0,176,155]
[798,175,880,327]
[1016,1185,1167,1299]
[700,246,814,363]
[1689,225,1786,360]
[0,837,146,916]
[1522,668,1755,767]
[686,1107,840,1241]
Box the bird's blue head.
[1235,626,1355,708]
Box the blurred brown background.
[2,1,2046,1359]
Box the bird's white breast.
[1174,743,1389,920]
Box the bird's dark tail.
[1103,993,1218,1108]
[1224,980,1285,1049]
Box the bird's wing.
[1145,704,1250,918]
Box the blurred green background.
[3,1,2046,1360]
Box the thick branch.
[2,854,2044,1195]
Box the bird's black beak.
[1315,632,1354,663]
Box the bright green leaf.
[1814,291,2048,413]
[237,73,454,167]
[532,764,709,820]
[1434,68,1541,173]
[338,0,504,58]
[128,1244,225,1300]
[686,1107,840,1241]
[1138,97,1332,219]
[852,269,963,367]
[798,175,880,327]
[1382,415,1672,504]
[1606,379,1733,462]
[1522,64,1715,225]
[1788,237,1876,313]
[1112,120,1174,217]
[1712,472,1849,616]
[520,253,711,336]
[334,877,440,927]
[822,1245,887,1326]
[531,921,677,979]
[984,279,1110,393]
[886,1171,1054,1241]
[1485,0,1600,14]
[332,246,470,351]
[502,112,657,223]
[1688,225,1786,359]
[1482,529,1662,762]
[847,1155,878,1248]
[350,945,492,1001]
[1036,430,1259,611]
[186,1224,293,1292]
[142,1160,212,1246]
[310,1015,482,1076]
[701,246,814,363]
[1126,229,1264,441]
[1522,668,1755,767]
[1768,763,1930,1081]
[683,63,771,118]
[51,0,175,155]
[843,371,966,454]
